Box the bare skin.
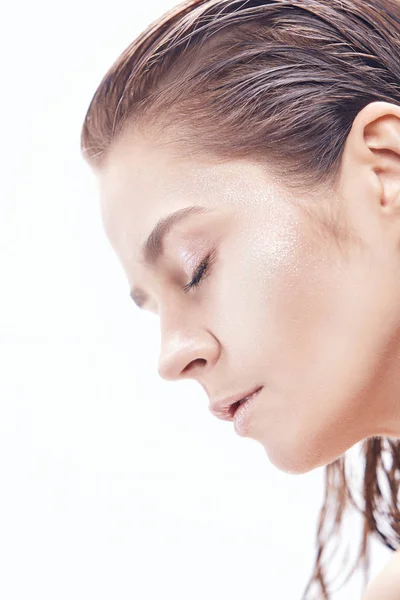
[362,549,400,599]
[94,101,400,595]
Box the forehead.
[96,135,231,285]
[98,132,276,223]
[99,138,230,245]
[98,134,179,240]
[95,133,284,273]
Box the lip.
[209,385,263,422]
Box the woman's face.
[96,104,400,475]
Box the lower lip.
[233,387,263,436]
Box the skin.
[362,549,400,599]
[95,100,400,598]
[96,99,400,473]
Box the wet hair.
[80,1,400,597]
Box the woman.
[80,0,400,597]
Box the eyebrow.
[130,205,213,309]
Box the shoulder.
[362,549,400,600]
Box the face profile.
[81,1,400,596]
[97,101,400,476]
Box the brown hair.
[80,1,400,597]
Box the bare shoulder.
[362,549,400,600]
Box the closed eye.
[182,250,217,293]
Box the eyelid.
[171,231,211,270]
[180,248,204,273]
[166,221,220,285]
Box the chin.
[264,448,322,475]
[259,432,353,475]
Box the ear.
[341,101,400,215]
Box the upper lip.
[209,385,263,422]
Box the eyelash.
[182,250,216,293]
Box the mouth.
[230,388,262,417]
[210,386,263,421]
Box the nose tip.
[157,359,175,381]
[157,328,219,381]
[157,354,182,381]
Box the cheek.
[252,246,398,472]
[270,243,393,389]
[207,220,309,381]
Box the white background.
[0,1,393,598]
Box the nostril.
[184,358,206,374]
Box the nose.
[157,329,220,381]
